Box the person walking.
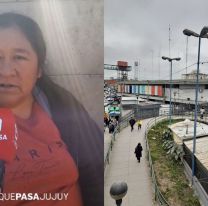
[135,143,143,162]
[112,118,118,127]
[108,118,113,126]
[104,113,109,127]
[129,117,136,132]
[137,120,142,130]
[200,107,205,119]
[109,122,115,134]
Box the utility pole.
[134,61,139,80]
[185,36,189,75]
[151,50,154,80]
[158,48,161,80]
[169,24,171,57]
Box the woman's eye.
[14,55,27,60]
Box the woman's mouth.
[0,83,19,92]
[0,83,16,88]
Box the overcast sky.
[104,0,208,80]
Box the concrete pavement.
[104,119,155,206]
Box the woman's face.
[0,26,40,108]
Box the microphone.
[0,109,18,192]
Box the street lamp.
[136,95,139,119]
[173,91,177,114]
[161,56,181,125]
[183,26,208,185]
[110,182,128,206]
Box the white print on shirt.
[0,118,2,131]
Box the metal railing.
[104,109,197,171]
[144,112,208,205]
[105,107,208,203]
[104,110,135,170]
[105,114,169,203]
[145,116,170,205]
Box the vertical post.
[148,81,150,101]
[155,114,156,126]
[169,61,173,125]
[192,37,201,185]
[186,36,189,75]
[115,199,122,206]
[136,96,138,120]
[169,24,171,57]
[151,50,154,80]
[158,49,161,80]
[139,60,140,80]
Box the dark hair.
[0,12,46,68]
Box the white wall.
[165,86,208,103]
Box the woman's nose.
[0,59,16,76]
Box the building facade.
[118,79,208,106]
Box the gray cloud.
[105,0,208,80]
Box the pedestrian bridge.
[105,113,208,206]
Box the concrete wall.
[0,0,103,128]
[165,86,208,104]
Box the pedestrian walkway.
[104,119,154,206]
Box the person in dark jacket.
[0,12,103,206]
[108,122,115,133]
[134,143,143,162]
[129,117,136,132]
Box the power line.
[160,62,196,79]
[160,61,208,79]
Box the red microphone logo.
[0,118,8,141]
[0,109,18,163]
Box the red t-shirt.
[2,102,83,206]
